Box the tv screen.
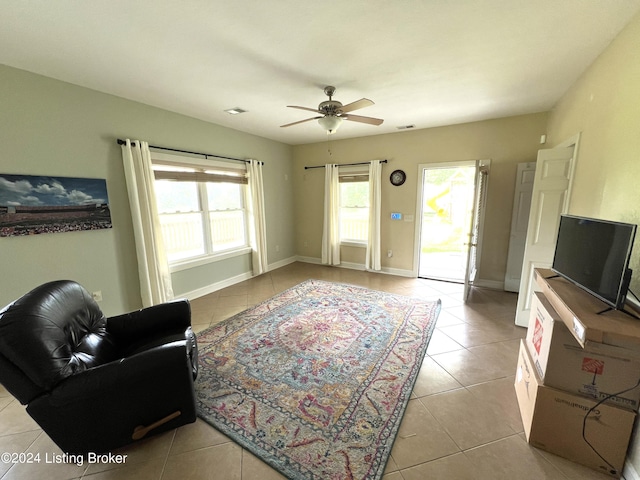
[552,215,636,310]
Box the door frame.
[412,160,490,280]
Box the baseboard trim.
[338,261,366,271]
[295,256,415,278]
[472,278,505,290]
[177,256,300,301]
[178,271,254,301]
[295,256,510,282]
[268,255,298,271]
[178,257,507,301]
[295,255,322,265]
[381,266,415,278]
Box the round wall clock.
[390,169,406,186]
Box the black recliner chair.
[0,280,198,454]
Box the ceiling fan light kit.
[282,86,384,134]
[318,115,343,134]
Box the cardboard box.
[534,268,640,349]
[515,340,636,477]
[526,292,640,409]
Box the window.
[152,154,249,264]
[339,170,369,244]
[205,182,247,251]
[155,179,205,261]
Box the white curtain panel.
[321,164,341,265]
[366,160,382,271]
[247,159,269,275]
[121,139,174,307]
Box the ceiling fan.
[281,86,384,134]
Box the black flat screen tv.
[551,215,636,310]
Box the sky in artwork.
[0,174,109,207]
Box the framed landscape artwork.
[0,174,112,237]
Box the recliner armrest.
[26,340,197,454]
[0,350,42,405]
[37,341,192,404]
[106,299,191,343]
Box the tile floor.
[0,262,617,479]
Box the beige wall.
[545,11,640,474]
[292,113,548,284]
[0,65,295,315]
[547,14,640,294]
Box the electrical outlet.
[92,291,103,302]
[387,250,393,258]
[275,245,280,252]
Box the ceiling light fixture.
[224,107,247,115]
[318,115,343,134]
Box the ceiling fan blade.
[287,105,321,113]
[342,114,384,126]
[280,116,322,128]
[340,98,374,113]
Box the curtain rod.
[116,139,263,165]
[304,159,388,170]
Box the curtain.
[365,160,382,271]
[121,139,173,307]
[321,164,341,265]
[247,159,268,275]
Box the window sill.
[340,241,367,248]
[169,246,252,272]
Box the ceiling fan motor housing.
[319,100,343,115]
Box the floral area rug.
[195,279,441,480]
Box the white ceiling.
[2,1,639,145]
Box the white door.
[504,162,536,292]
[514,140,578,327]
[464,161,489,301]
